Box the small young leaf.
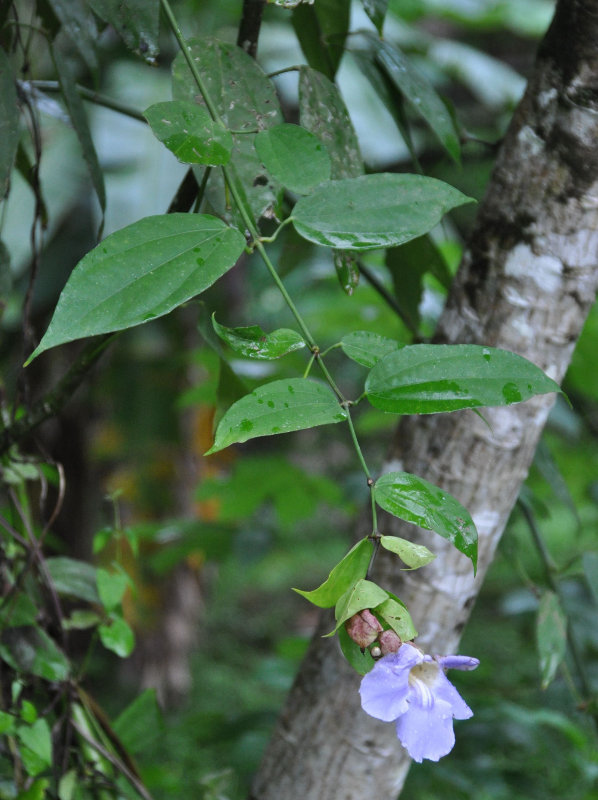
[327,579,388,635]
[333,250,359,294]
[99,615,135,658]
[0,711,14,735]
[536,590,567,689]
[373,37,461,163]
[365,344,560,414]
[341,330,402,368]
[17,719,52,769]
[27,214,245,362]
[96,567,130,612]
[254,124,331,194]
[206,378,347,454]
[62,610,101,631]
[379,535,436,569]
[293,538,373,608]
[144,101,232,165]
[292,173,474,250]
[374,595,417,641]
[338,625,375,675]
[212,315,305,359]
[374,471,478,570]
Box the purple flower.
[359,642,479,762]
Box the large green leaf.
[341,330,402,368]
[536,590,567,689]
[292,173,473,250]
[293,538,372,608]
[88,0,159,59]
[372,37,461,163]
[206,378,347,454]
[365,344,561,413]
[299,66,363,180]
[46,557,100,603]
[212,315,305,360]
[144,101,232,165]
[0,47,19,199]
[292,0,351,80]
[374,471,478,569]
[254,124,331,194]
[27,214,245,361]
[328,579,388,635]
[172,38,283,223]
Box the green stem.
[345,410,371,480]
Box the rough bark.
[250,2,598,798]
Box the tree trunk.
[250,2,598,797]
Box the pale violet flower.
[359,642,479,762]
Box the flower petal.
[395,699,456,762]
[359,646,421,722]
[436,654,480,671]
[430,670,473,720]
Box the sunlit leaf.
[374,471,477,570]
[536,590,567,689]
[365,344,560,413]
[327,579,388,635]
[341,330,402,368]
[27,214,245,361]
[254,124,331,194]
[379,535,436,569]
[144,101,232,165]
[294,538,373,608]
[96,567,130,612]
[17,720,52,769]
[206,378,347,454]
[99,615,135,658]
[292,173,474,250]
[212,315,305,359]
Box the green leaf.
[536,590,567,689]
[62,610,102,631]
[17,719,52,769]
[113,689,164,754]
[212,315,305,359]
[333,250,359,295]
[583,552,598,606]
[361,0,388,34]
[292,173,474,250]
[292,0,350,80]
[293,538,373,608]
[88,0,159,59]
[341,330,403,368]
[338,625,375,675]
[96,567,130,612]
[299,66,363,180]
[172,39,283,223]
[0,47,19,199]
[379,535,436,569]
[0,593,38,628]
[27,214,245,362]
[99,615,135,658]
[20,701,37,725]
[327,579,388,635]
[374,471,478,570]
[51,45,106,213]
[254,124,331,195]
[143,101,232,165]
[0,711,15,734]
[46,557,100,603]
[0,626,70,682]
[374,595,417,640]
[206,378,347,454]
[365,344,561,414]
[373,37,461,163]
[46,0,99,72]
[58,770,77,800]
[17,778,50,800]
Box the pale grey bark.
[250,2,598,798]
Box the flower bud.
[345,609,383,649]
[378,629,402,655]
[370,645,382,659]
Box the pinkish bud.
[345,609,383,649]
[378,629,402,655]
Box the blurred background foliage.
[1,0,597,799]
